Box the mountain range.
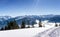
[0,15,60,28]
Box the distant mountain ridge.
[49,15,60,23]
[0,15,59,28]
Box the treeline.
[0,19,42,31]
[0,20,19,30]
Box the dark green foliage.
[31,23,34,28]
[31,21,35,28]
[55,23,58,27]
[27,25,30,28]
[4,26,8,30]
[0,27,4,30]
[7,20,19,30]
[21,21,25,28]
[39,21,42,27]
[0,19,19,30]
[59,24,60,26]
[32,25,34,28]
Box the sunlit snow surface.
[35,27,60,37]
[0,27,51,37]
[0,26,59,37]
[0,20,59,37]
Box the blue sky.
[0,0,60,17]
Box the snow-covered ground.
[35,27,60,37]
[0,26,60,37]
[0,20,59,37]
[0,25,55,37]
[0,24,59,37]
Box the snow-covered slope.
[0,20,56,37]
[35,27,60,37]
[0,26,53,37]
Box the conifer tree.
[0,27,4,30]
[39,20,42,27]
[59,24,60,26]
[55,23,58,27]
[27,20,30,28]
[6,19,19,30]
[21,21,25,28]
[32,21,35,28]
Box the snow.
[0,22,55,37]
[0,26,54,37]
[35,27,60,37]
[0,20,58,37]
[49,27,60,37]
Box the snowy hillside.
[0,15,60,37]
[0,21,59,37]
[0,21,56,37]
[0,15,59,28]
[0,27,53,37]
[35,27,60,37]
[0,20,57,37]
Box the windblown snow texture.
[35,27,60,37]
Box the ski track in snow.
[35,27,60,37]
